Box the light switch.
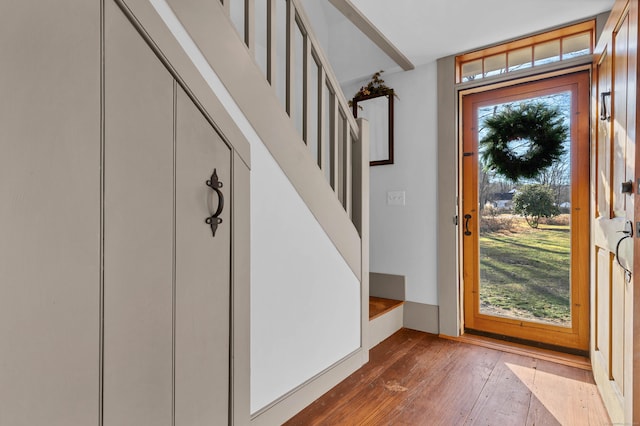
[387,190,405,206]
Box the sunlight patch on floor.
[506,361,592,425]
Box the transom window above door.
[456,20,595,83]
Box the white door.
[592,6,636,423]
[104,1,230,424]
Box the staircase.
[369,297,404,349]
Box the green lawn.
[479,219,571,326]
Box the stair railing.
[219,0,365,233]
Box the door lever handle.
[464,214,472,236]
[615,220,633,282]
[600,91,611,121]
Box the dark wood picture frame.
[352,90,394,166]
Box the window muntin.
[456,21,594,83]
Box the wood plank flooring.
[285,329,610,426]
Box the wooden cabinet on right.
[591,1,640,423]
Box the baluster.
[318,68,327,175]
[352,118,369,235]
[266,0,276,85]
[316,61,325,168]
[330,86,339,192]
[285,0,294,116]
[291,11,306,136]
[345,121,353,216]
[304,39,318,149]
[337,111,345,205]
[245,0,255,53]
[297,18,308,143]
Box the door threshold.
[439,331,591,371]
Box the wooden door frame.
[460,68,591,352]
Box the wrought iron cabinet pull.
[205,168,224,237]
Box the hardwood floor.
[369,297,404,320]
[285,329,610,426]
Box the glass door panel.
[461,71,590,351]
[477,92,572,328]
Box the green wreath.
[480,103,568,181]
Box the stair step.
[369,296,404,320]
[369,297,404,349]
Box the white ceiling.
[322,0,614,84]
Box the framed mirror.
[352,90,394,166]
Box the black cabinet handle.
[205,169,224,237]
[464,214,472,236]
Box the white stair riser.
[369,306,403,349]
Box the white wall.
[298,0,330,53]
[328,17,399,85]
[343,63,439,306]
[250,140,360,412]
[299,0,397,84]
[151,0,361,415]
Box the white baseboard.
[249,348,367,426]
[404,301,440,334]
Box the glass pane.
[275,0,287,107]
[324,83,334,186]
[508,47,532,72]
[484,54,506,78]
[477,92,572,327]
[562,32,591,59]
[254,0,267,77]
[294,19,305,137]
[230,0,245,44]
[461,59,482,82]
[308,53,320,166]
[534,40,561,66]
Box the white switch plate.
[387,190,405,206]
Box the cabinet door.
[592,8,636,424]
[0,2,100,425]
[175,86,231,426]
[103,1,174,424]
[103,2,231,425]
